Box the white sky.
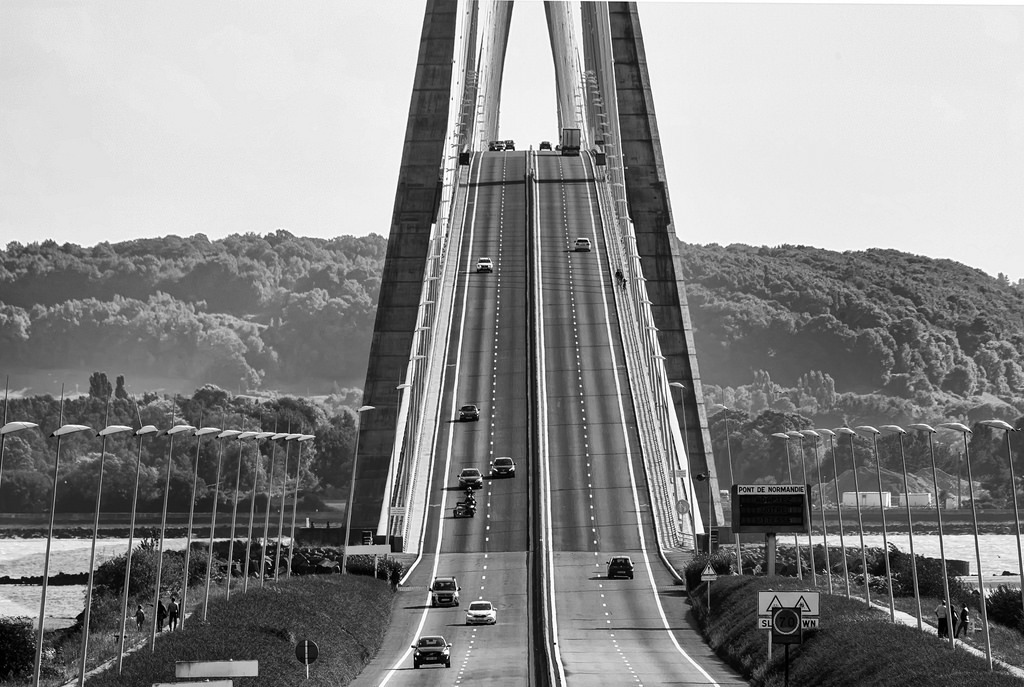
[2,1,1022,282]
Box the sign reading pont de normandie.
[731,484,809,534]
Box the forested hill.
[3,234,1024,428]
[681,242,1024,425]
[0,231,386,395]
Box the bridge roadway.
[350,151,743,685]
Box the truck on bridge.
[560,127,581,155]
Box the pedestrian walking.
[950,606,959,637]
[168,594,180,631]
[934,600,949,638]
[955,605,971,638]
[134,604,145,631]
[156,598,167,632]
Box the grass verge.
[691,575,1023,687]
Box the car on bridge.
[458,403,480,421]
[465,600,497,625]
[476,257,494,273]
[458,467,483,490]
[539,140,552,151]
[504,139,515,150]
[489,456,516,478]
[429,577,461,607]
[411,635,453,669]
[607,555,635,579]
[573,237,592,252]
[488,140,505,151]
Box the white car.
[573,237,592,252]
[465,600,497,625]
[476,257,494,273]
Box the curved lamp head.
[799,429,819,439]
[218,429,243,440]
[908,423,936,434]
[770,432,791,440]
[238,431,260,440]
[785,431,803,440]
[166,424,197,436]
[879,425,907,435]
[51,424,95,438]
[854,425,880,436]
[285,433,303,441]
[816,428,836,438]
[298,434,315,442]
[980,419,1016,432]
[270,432,289,440]
[938,422,972,435]
[255,431,276,440]
[834,427,857,437]
[136,425,159,437]
[196,426,222,437]
[99,424,134,437]
[1,421,39,436]
[357,405,376,413]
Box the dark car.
[488,140,505,151]
[458,404,480,421]
[539,140,552,151]
[458,467,483,490]
[489,456,516,478]
[607,556,634,579]
[429,576,461,607]
[411,635,452,669]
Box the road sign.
[700,564,718,582]
[758,616,819,630]
[732,484,809,533]
[676,498,690,516]
[176,660,259,679]
[772,607,803,645]
[295,639,319,666]
[154,682,231,687]
[758,590,820,617]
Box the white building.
[842,491,892,508]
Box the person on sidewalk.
[955,605,971,638]
[134,604,145,631]
[168,594,180,631]
[156,598,167,632]
[934,600,950,638]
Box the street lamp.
[710,404,741,574]
[204,428,241,621]
[855,425,895,622]
[152,423,196,649]
[980,419,1024,625]
[940,422,993,669]
[801,430,832,593]
[243,431,276,593]
[78,419,133,686]
[117,423,158,673]
[787,431,817,587]
[880,425,922,630]
[816,429,850,598]
[226,430,260,599]
[771,432,802,579]
[287,434,316,578]
[272,430,292,582]
[181,425,220,625]
[908,423,955,649]
[34,420,95,687]
[342,405,376,574]
[836,427,871,606]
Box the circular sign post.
[295,639,319,679]
[771,607,801,687]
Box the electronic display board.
[731,484,809,534]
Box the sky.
[2,1,1023,282]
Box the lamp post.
[243,431,276,593]
[801,430,832,593]
[817,429,850,598]
[880,424,922,630]
[0,421,39,492]
[909,423,955,649]
[342,405,376,575]
[980,419,1024,624]
[771,432,802,579]
[180,426,220,627]
[855,425,894,622]
[274,429,293,581]
[787,431,817,587]
[941,422,993,670]
[117,423,158,674]
[287,434,316,578]
[226,430,259,599]
[670,382,698,551]
[78,419,133,686]
[33,419,95,687]
[836,427,871,606]
[151,422,195,649]
[203,429,240,621]
[259,426,282,588]
[711,404,742,574]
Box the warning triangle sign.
[702,564,716,577]
[795,595,813,613]
[766,594,783,611]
